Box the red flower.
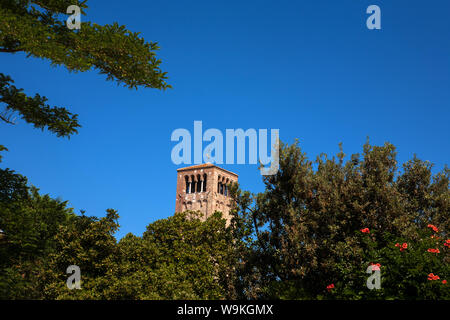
[360,228,370,234]
[443,280,448,285]
[427,224,439,233]
[399,243,408,252]
[395,243,400,247]
[370,263,381,271]
[326,283,335,291]
[428,273,440,281]
[427,248,440,254]
[444,240,450,248]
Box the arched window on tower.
[224,179,228,196]
[203,174,207,192]
[197,174,202,193]
[185,176,190,193]
[191,175,196,194]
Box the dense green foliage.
[0,168,75,299]
[43,211,236,300]
[229,141,449,299]
[1,141,448,300]
[0,170,236,299]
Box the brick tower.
[175,163,238,223]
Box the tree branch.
[0,114,15,125]
[0,48,23,53]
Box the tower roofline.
[176,163,238,177]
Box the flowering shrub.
[326,227,450,299]
[232,141,449,300]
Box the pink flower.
[370,263,381,271]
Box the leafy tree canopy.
[1,141,448,300]
[230,140,449,299]
[0,168,75,299]
[0,0,170,160]
[43,211,237,300]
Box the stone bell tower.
[175,163,238,223]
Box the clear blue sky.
[1,0,449,239]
